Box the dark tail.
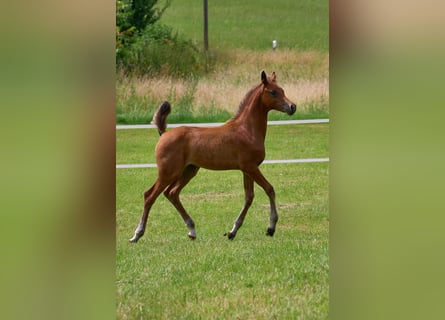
[152,101,171,136]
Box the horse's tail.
[152,101,171,136]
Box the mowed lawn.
[159,0,328,51]
[116,124,329,319]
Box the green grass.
[116,124,329,318]
[159,0,329,52]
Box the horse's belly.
[188,147,264,171]
[170,126,264,171]
[190,155,240,171]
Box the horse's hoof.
[266,228,275,237]
[226,232,236,240]
[188,234,196,240]
[188,230,196,240]
[129,236,139,243]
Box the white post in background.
[272,40,277,51]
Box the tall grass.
[116,50,329,124]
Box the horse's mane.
[230,83,263,121]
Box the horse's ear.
[261,71,268,85]
[271,72,277,82]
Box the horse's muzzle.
[286,103,296,115]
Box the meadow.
[116,124,329,319]
[159,0,329,52]
[116,0,329,124]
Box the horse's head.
[260,71,296,115]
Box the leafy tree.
[130,0,162,30]
[116,0,170,52]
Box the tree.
[116,0,170,51]
[130,0,159,30]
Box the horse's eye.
[269,89,277,97]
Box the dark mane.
[230,83,263,121]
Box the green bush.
[116,0,206,78]
[117,23,207,78]
[116,0,169,50]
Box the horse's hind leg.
[164,165,200,240]
[226,173,254,240]
[129,178,170,243]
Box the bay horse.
[129,71,296,242]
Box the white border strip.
[116,119,329,130]
[116,164,158,169]
[116,158,329,169]
[263,158,329,164]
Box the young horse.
[129,71,296,242]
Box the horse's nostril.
[291,104,296,111]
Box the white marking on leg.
[186,218,196,240]
[230,216,243,234]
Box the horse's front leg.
[245,167,278,237]
[226,173,254,240]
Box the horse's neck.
[235,98,268,142]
